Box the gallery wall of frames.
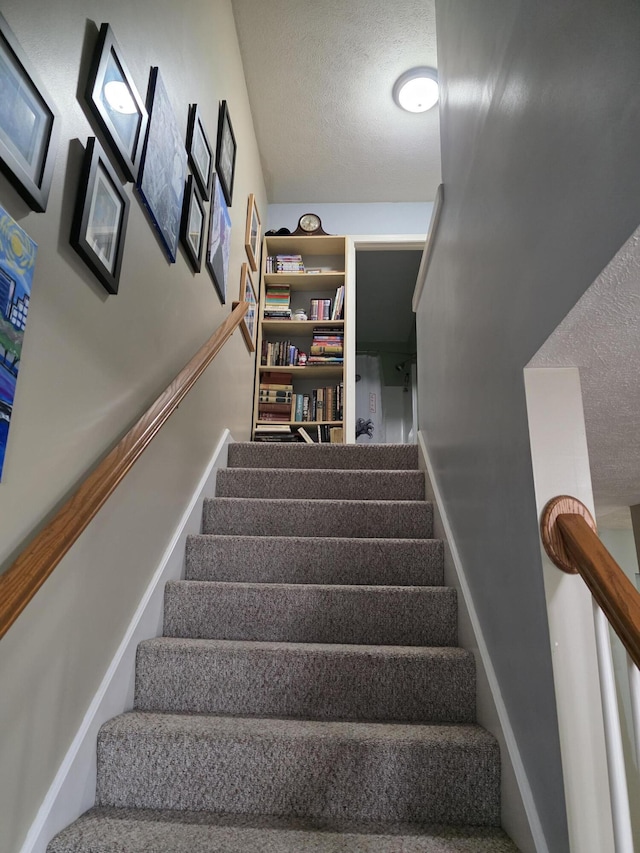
[0,10,263,480]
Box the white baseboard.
[417,430,549,853]
[19,430,234,853]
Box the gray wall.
[419,1,640,849]
[0,2,265,850]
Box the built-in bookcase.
[252,235,349,443]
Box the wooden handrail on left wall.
[541,495,640,670]
[0,301,248,640]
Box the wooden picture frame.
[244,192,261,272]
[0,12,59,211]
[206,172,231,304]
[215,100,236,207]
[180,174,206,273]
[136,67,187,263]
[70,137,130,295]
[236,262,257,351]
[85,23,148,183]
[186,104,213,200]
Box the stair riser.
[216,469,425,501]
[134,643,476,722]
[163,582,457,646]
[228,443,419,470]
[202,498,433,539]
[96,724,500,824]
[185,535,444,586]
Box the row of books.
[291,384,343,422]
[261,340,300,367]
[308,325,343,365]
[309,285,344,321]
[254,424,344,443]
[265,254,304,273]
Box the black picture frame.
[85,23,149,183]
[206,172,231,304]
[136,67,187,263]
[180,174,206,273]
[0,12,59,211]
[70,137,130,295]
[215,100,236,207]
[186,104,213,201]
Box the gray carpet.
[48,443,520,853]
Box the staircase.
[48,443,519,852]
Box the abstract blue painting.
[0,204,37,479]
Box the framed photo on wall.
[186,104,213,200]
[179,174,206,273]
[236,262,257,351]
[244,193,261,272]
[206,172,231,304]
[136,67,187,263]
[70,137,130,295]
[0,12,59,211]
[215,100,236,207]
[85,23,148,183]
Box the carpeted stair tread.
[134,638,475,722]
[163,581,457,646]
[96,712,501,825]
[216,467,425,501]
[48,808,521,852]
[185,535,444,586]
[202,497,433,538]
[229,442,419,470]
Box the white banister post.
[628,655,640,772]
[593,603,634,853]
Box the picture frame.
[186,104,213,201]
[85,23,148,183]
[137,67,187,263]
[180,174,206,273]
[206,172,231,304]
[0,12,60,212]
[215,100,236,207]
[244,193,261,272]
[70,137,130,295]
[236,262,257,351]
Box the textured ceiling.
[530,225,640,527]
[356,250,421,343]
[231,0,440,203]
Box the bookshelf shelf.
[252,234,348,443]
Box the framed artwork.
[85,23,148,183]
[215,100,236,207]
[206,172,231,304]
[137,67,187,263]
[0,204,37,479]
[186,104,213,200]
[244,193,261,272]
[70,137,130,295]
[180,174,206,273]
[0,12,59,212]
[236,262,257,351]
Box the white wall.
[0,2,265,850]
[268,202,432,236]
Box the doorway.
[353,244,422,444]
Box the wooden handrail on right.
[0,301,248,641]
[541,495,640,670]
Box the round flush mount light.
[103,80,137,115]
[392,67,439,113]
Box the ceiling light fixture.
[392,67,439,113]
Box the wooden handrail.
[0,301,248,640]
[541,495,640,670]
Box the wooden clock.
[291,213,330,236]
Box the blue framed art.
[206,173,231,304]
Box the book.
[297,427,314,444]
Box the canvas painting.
[0,204,37,479]
[206,172,231,304]
[137,68,187,262]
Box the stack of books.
[265,254,304,273]
[261,340,299,367]
[308,326,344,365]
[254,424,302,443]
[257,372,293,422]
[264,283,291,319]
